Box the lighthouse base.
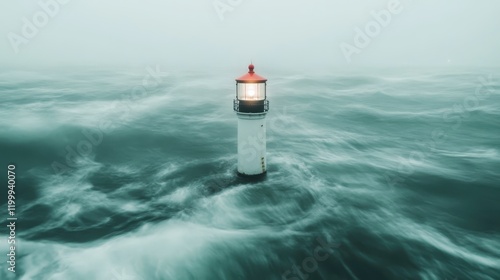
[236,170,267,178]
[236,170,267,183]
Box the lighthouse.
[234,64,269,177]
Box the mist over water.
[0,67,499,279]
[2,0,500,70]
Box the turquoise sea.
[0,67,499,279]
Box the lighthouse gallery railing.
[234,99,269,113]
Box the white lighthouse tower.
[234,64,269,177]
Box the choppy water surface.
[0,67,499,280]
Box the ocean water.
[0,67,499,280]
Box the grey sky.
[1,0,499,72]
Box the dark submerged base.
[236,171,267,182]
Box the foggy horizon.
[2,0,500,72]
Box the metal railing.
[233,99,269,113]
[233,99,239,112]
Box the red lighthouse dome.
[236,64,267,83]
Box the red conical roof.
[236,64,267,83]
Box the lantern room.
[234,64,269,114]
